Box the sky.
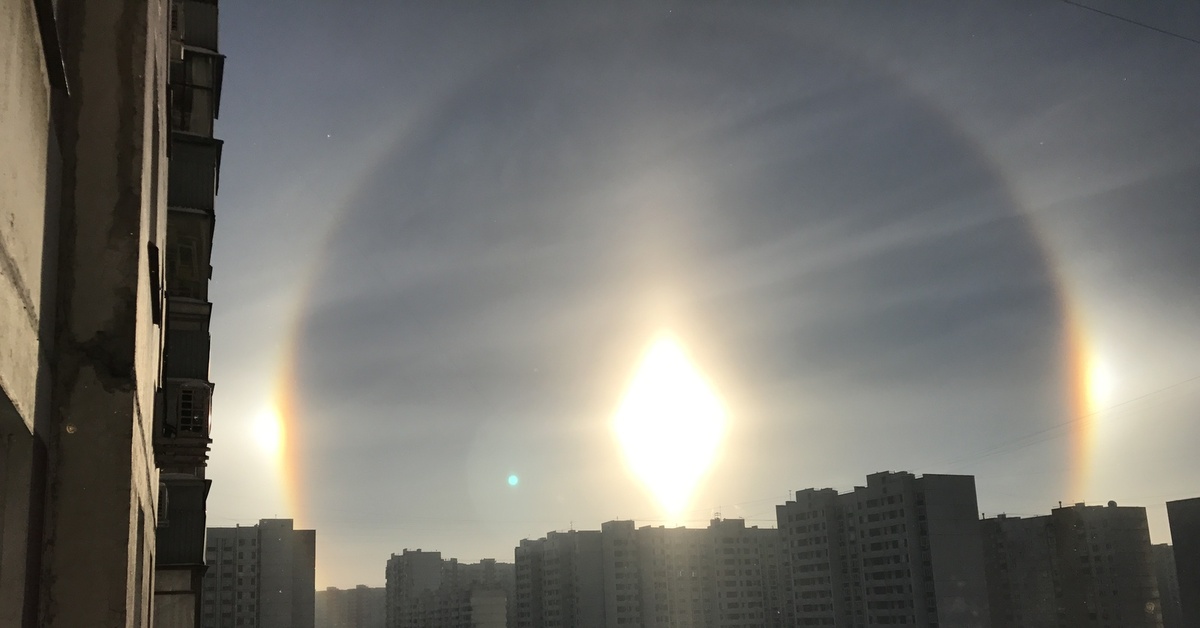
[205,0,1200,588]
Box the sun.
[252,405,285,459]
[613,333,728,521]
[1086,355,1115,413]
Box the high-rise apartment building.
[982,502,1164,628]
[153,0,225,625]
[775,472,990,628]
[1166,497,1200,627]
[515,530,606,628]
[514,518,783,628]
[317,585,387,628]
[981,514,1056,628]
[1,0,222,625]
[385,550,515,628]
[700,518,782,628]
[1151,545,1183,628]
[202,519,317,628]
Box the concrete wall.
[0,0,53,438]
[573,532,607,628]
[981,515,1057,628]
[259,520,297,628]
[1167,498,1200,628]
[919,474,991,628]
[293,529,317,628]
[37,0,169,626]
[0,0,59,625]
[1152,544,1183,628]
[250,519,315,628]
[155,569,201,628]
[315,586,386,628]
[469,590,507,628]
[1049,505,1162,628]
[3,0,181,626]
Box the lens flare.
[613,333,728,521]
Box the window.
[166,231,204,299]
[170,52,218,136]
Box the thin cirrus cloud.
[295,1,1058,570]
[207,0,1200,587]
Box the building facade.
[317,586,387,628]
[385,550,515,628]
[153,0,225,626]
[201,519,316,628]
[514,518,783,628]
[1166,497,1200,627]
[1151,545,1183,628]
[775,472,991,628]
[982,502,1164,628]
[1,0,223,626]
[981,514,1057,628]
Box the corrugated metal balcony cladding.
[168,135,223,212]
[165,329,211,379]
[182,0,219,52]
[156,477,212,565]
[166,296,212,324]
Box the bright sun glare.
[613,333,728,522]
[252,405,285,458]
[1086,355,1115,413]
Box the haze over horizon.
[205,0,1200,588]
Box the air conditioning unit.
[167,381,211,437]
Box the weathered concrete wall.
[154,570,199,628]
[36,0,169,626]
[0,0,52,438]
[0,1,57,626]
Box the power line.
[920,372,1200,473]
[1060,0,1200,46]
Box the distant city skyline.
[206,0,1200,587]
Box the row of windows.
[864,524,907,538]
[794,562,830,574]
[866,568,911,581]
[206,538,257,549]
[864,539,904,552]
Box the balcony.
[168,134,223,213]
[169,49,225,135]
[157,475,212,566]
[164,298,212,379]
[177,0,219,53]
